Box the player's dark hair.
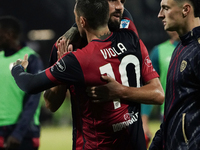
[75,0,109,30]
[175,0,200,17]
[0,16,21,39]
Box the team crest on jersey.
[180,60,187,72]
[120,19,130,29]
[55,59,66,72]
[124,111,137,120]
[144,56,152,67]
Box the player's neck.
[177,17,200,36]
[86,26,111,42]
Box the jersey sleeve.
[123,8,133,22]
[45,52,85,85]
[120,18,139,37]
[140,40,159,83]
[11,65,56,94]
[12,52,84,94]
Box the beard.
[108,11,122,32]
[108,19,120,32]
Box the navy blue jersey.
[150,26,200,150]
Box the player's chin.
[165,26,175,32]
[164,25,170,31]
[108,19,120,31]
[113,17,121,23]
[111,16,121,24]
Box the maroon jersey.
[45,18,158,149]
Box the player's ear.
[182,3,191,18]
[80,16,86,28]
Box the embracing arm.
[87,75,164,105]
[118,77,164,104]
[43,85,67,112]
[44,41,74,112]
[11,65,56,94]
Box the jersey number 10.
[99,55,141,109]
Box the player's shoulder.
[120,18,139,37]
[120,18,131,29]
[117,27,139,43]
[72,42,94,55]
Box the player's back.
[71,29,146,150]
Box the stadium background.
[1,0,165,149]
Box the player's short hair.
[0,16,21,39]
[75,0,109,30]
[174,0,200,17]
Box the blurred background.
[0,0,169,68]
[1,0,167,149]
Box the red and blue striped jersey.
[45,21,158,149]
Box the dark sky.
[0,0,168,67]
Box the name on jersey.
[100,43,127,59]
[112,111,138,132]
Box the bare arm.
[87,75,164,105]
[43,85,68,112]
[43,40,72,112]
[57,26,87,50]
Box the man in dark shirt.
[149,0,200,149]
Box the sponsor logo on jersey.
[120,19,130,29]
[180,60,187,72]
[112,111,138,132]
[144,55,152,67]
[55,59,66,72]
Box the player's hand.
[5,136,21,150]
[57,39,74,58]
[43,85,67,112]
[57,39,67,59]
[56,27,87,59]
[13,54,29,70]
[56,26,79,45]
[86,75,123,102]
[56,27,79,58]
[60,26,87,49]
